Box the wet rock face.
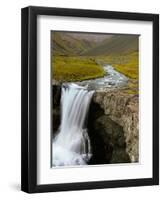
[52,85,61,134]
[52,85,139,164]
[93,89,139,162]
[88,102,130,164]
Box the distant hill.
[52,32,139,56]
[82,35,139,56]
[51,32,98,56]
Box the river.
[77,64,128,90]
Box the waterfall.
[52,83,94,167]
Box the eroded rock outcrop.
[93,88,139,162]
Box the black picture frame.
[21,6,159,193]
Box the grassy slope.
[82,35,138,56]
[53,56,106,82]
[114,52,138,79]
[52,32,96,56]
[114,52,139,95]
[52,32,106,82]
[97,52,139,79]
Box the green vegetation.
[52,56,106,82]
[52,32,96,56]
[52,52,138,84]
[96,52,139,79]
[96,52,139,94]
[114,52,138,79]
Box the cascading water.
[52,83,94,167]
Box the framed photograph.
[21,6,159,193]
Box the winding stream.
[77,65,128,90]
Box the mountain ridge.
[52,32,139,56]
[82,35,139,56]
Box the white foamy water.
[52,83,94,166]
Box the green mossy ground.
[52,56,106,82]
